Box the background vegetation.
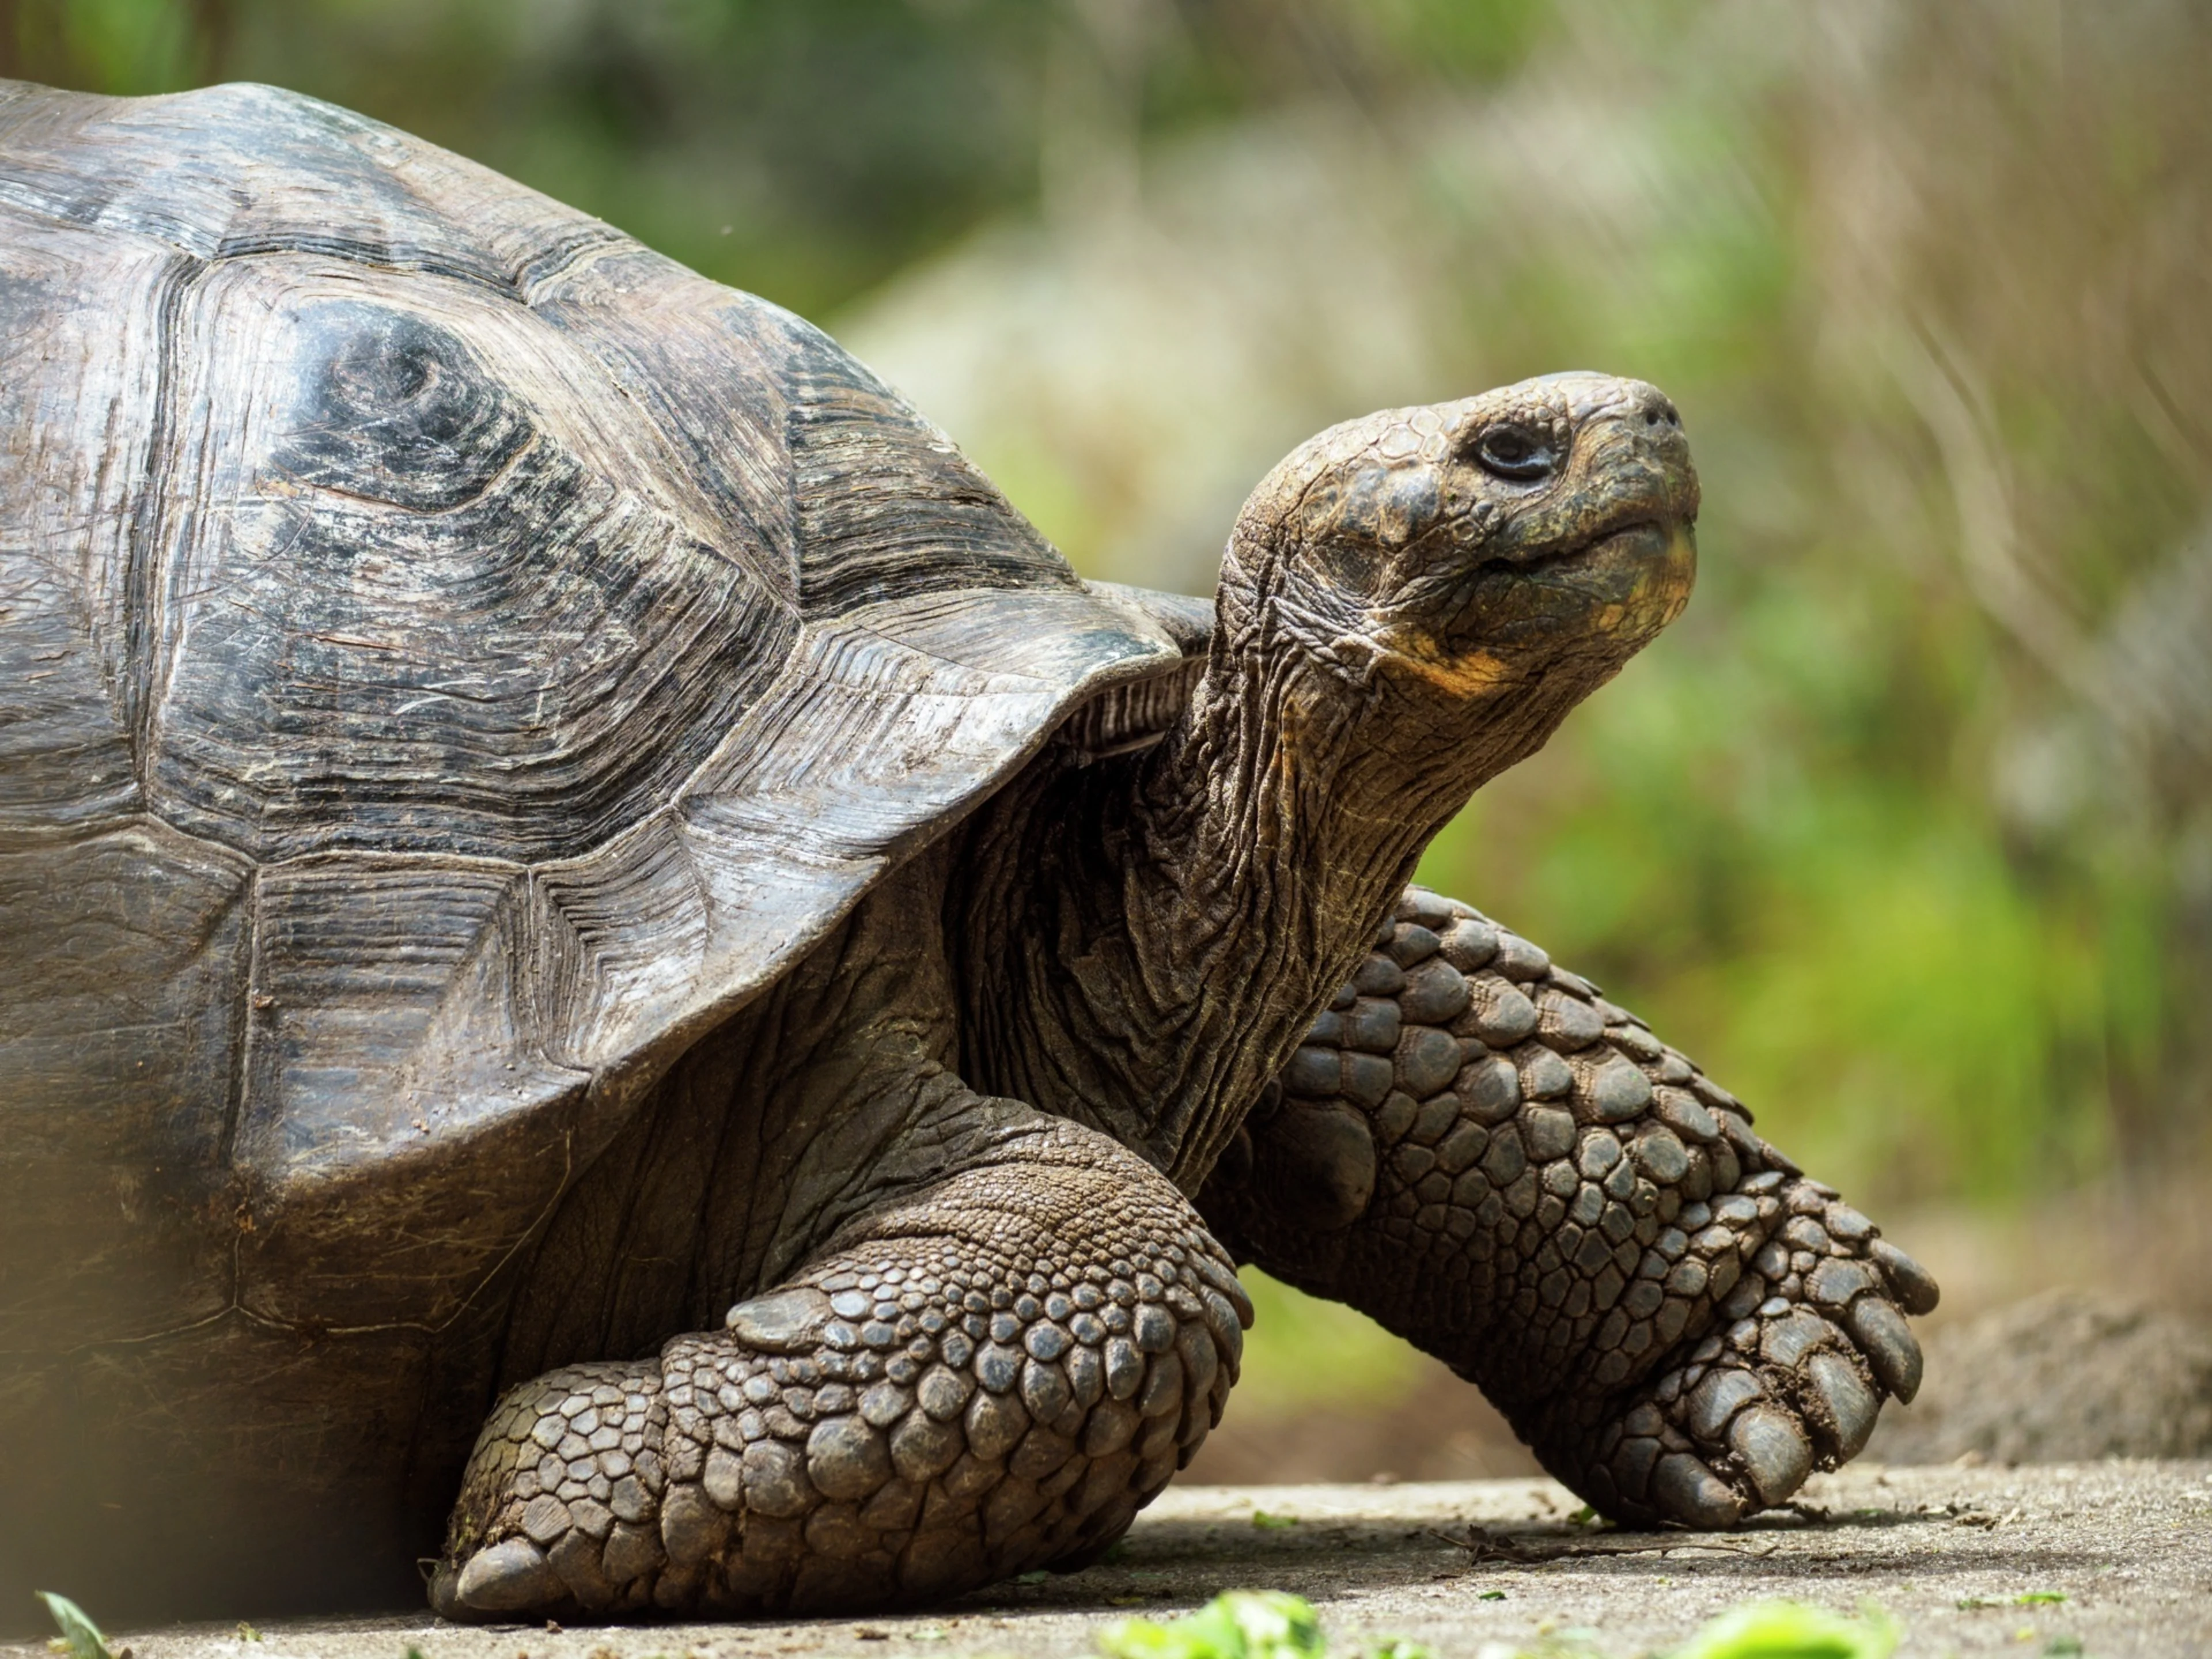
[9,0,2208,1432]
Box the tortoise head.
[1218,371,1698,779]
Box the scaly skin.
[1200,885,1937,1526]
[436,1115,1248,1616]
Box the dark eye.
[1475,425,1557,482]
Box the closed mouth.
[1474,516,1677,581]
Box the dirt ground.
[16,1463,2207,1659]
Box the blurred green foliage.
[1229,1270,1422,1420]
[3,0,1554,317]
[35,1590,118,1659]
[1099,1590,1328,1659]
[1668,1599,1898,1659]
[7,0,2210,1397]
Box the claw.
[1200,1289,1247,1372]
[726,1286,833,1349]
[1685,1367,1761,1438]
[1729,1404,1813,1505]
[1868,1238,1940,1315]
[428,1560,465,1620]
[1194,1255,1256,1327]
[1612,1433,1662,1504]
[1806,1351,1878,1459]
[454,1537,562,1613]
[1847,1294,1925,1402]
[1758,1309,1834,1370]
[1650,1452,1746,1527]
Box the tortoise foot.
[1547,1175,1937,1526]
[436,1122,1251,1619]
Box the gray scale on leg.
[1213,884,1941,1539]
[441,1126,1252,1619]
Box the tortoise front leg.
[433,1113,1248,1618]
[1199,885,1937,1526]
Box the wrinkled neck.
[1113,651,1467,1182]
[956,616,1591,1194]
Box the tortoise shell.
[0,78,1192,1373]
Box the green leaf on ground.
[1479,1590,1508,1601]
[1099,1590,1325,1659]
[2016,1592,2069,1605]
[1669,1599,1899,1659]
[1251,1512,1298,1531]
[37,1594,118,1659]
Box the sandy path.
[14,1464,2207,1659]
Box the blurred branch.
[1040,0,1149,228]
[2086,518,2212,782]
[1900,323,2212,822]
[1889,322,2089,692]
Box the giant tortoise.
[0,79,1936,1624]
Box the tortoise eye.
[1475,424,1558,483]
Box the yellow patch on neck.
[1635,524,1699,630]
[1388,643,1515,697]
